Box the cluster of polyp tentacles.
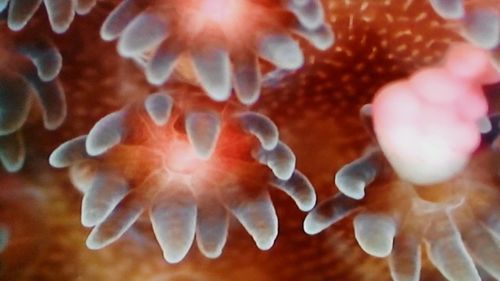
[305,44,500,281]
[429,0,499,70]
[50,91,316,263]
[0,0,96,33]
[0,29,65,172]
[101,0,334,104]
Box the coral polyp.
[307,148,500,281]
[101,0,334,104]
[50,90,316,263]
[305,43,500,281]
[0,26,65,172]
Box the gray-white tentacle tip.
[7,0,41,31]
[35,49,62,82]
[353,213,397,258]
[17,39,63,82]
[86,111,126,156]
[49,135,89,168]
[81,173,129,227]
[477,116,492,134]
[224,189,278,251]
[150,183,197,264]
[196,199,228,259]
[117,11,169,57]
[42,80,66,130]
[22,72,66,131]
[250,212,278,251]
[0,75,33,135]
[237,112,279,150]
[75,0,96,15]
[258,34,304,70]
[286,0,325,30]
[335,149,381,200]
[144,92,173,126]
[185,112,221,160]
[145,39,181,85]
[294,23,335,51]
[256,141,296,181]
[244,215,277,250]
[303,193,359,235]
[462,8,500,50]
[86,228,111,250]
[429,0,465,20]
[303,212,326,235]
[191,47,232,101]
[335,170,368,200]
[255,234,277,251]
[44,0,75,34]
[271,170,316,212]
[233,53,261,105]
[0,132,25,173]
[0,226,8,253]
[85,198,144,250]
[0,69,37,136]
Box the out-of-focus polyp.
[372,43,498,186]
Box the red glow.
[176,0,275,47]
[163,139,204,174]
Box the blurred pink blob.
[373,43,499,186]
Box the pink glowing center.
[163,139,205,174]
[373,43,499,186]
[198,0,243,26]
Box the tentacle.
[353,213,397,258]
[0,69,34,136]
[85,111,126,156]
[194,190,229,259]
[335,147,384,200]
[388,234,421,281]
[150,177,197,264]
[185,111,221,159]
[270,170,316,212]
[81,172,130,227]
[424,212,481,281]
[49,135,89,168]
[0,132,25,172]
[221,184,278,251]
[303,193,361,235]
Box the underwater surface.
[0,0,500,280]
